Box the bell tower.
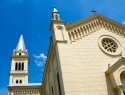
[9,34,29,85]
[50,7,69,44]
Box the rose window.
[98,35,121,56]
[102,38,117,53]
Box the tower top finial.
[54,5,55,8]
[52,6,60,20]
[91,9,97,15]
[53,6,58,13]
[15,34,27,52]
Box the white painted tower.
[8,34,42,95]
[9,34,29,85]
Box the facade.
[7,7,125,95]
[42,7,125,95]
[8,35,42,95]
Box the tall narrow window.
[22,62,24,70]
[55,15,59,20]
[15,62,18,70]
[19,62,21,70]
[57,73,61,95]
[51,86,54,95]
[19,53,21,56]
[19,80,22,84]
[16,80,18,84]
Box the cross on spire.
[91,9,97,15]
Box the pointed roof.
[66,14,125,29]
[64,14,125,41]
[53,7,58,13]
[15,34,27,52]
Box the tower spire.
[53,6,58,13]
[52,6,60,20]
[15,34,27,52]
[10,34,29,85]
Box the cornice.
[11,55,30,63]
[11,55,29,58]
[65,14,125,30]
[64,14,125,43]
[8,85,42,89]
[10,72,29,75]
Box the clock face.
[98,35,121,56]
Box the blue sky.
[0,0,125,94]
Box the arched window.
[55,14,59,20]
[16,80,18,84]
[51,86,54,95]
[120,71,125,85]
[19,62,21,70]
[15,62,18,71]
[19,80,22,84]
[19,53,21,56]
[22,62,24,70]
[57,73,61,95]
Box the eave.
[65,14,125,30]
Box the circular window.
[102,38,117,53]
[98,35,121,55]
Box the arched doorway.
[120,71,125,85]
[120,70,125,95]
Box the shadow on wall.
[105,74,117,95]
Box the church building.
[8,7,125,95]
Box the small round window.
[102,38,117,53]
[99,35,121,56]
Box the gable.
[65,14,125,42]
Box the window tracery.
[98,35,121,56]
[102,38,117,53]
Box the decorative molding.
[13,89,41,94]
[66,15,125,42]
[56,26,64,30]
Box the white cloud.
[33,53,47,59]
[123,21,125,25]
[33,53,47,67]
[34,60,45,67]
